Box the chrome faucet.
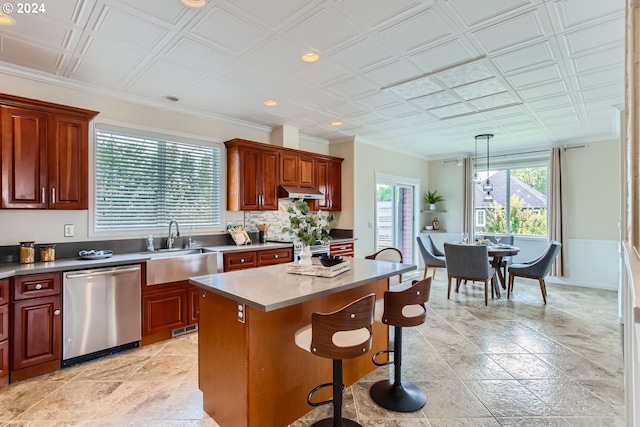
[167,220,180,249]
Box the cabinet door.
[47,114,88,209]
[257,247,293,266]
[0,304,8,342]
[298,156,315,187]
[279,153,298,186]
[12,295,62,370]
[326,160,342,211]
[260,150,279,210]
[238,146,261,210]
[0,339,8,383]
[0,106,48,208]
[188,286,200,325]
[142,288,188,336]
[314,160,330,210]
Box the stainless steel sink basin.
[145,248,219,285]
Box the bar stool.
[370,277,431,412]
[294,293,376,427]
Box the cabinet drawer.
[257,248,293,266]
[0,279,8,305]
[224,251,257,271]
[330,242,354,257]
[13,272,61,300]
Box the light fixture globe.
[475,133,494,200]
[472,172,482,183]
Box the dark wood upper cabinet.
[314,158,342,211]
[225,138,342,211]
[280,153,315,187]
[226,139,280,211]
[0,94,98,210]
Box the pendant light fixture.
[472,135,482,183]
[475,134,494,203]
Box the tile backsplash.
[244,199,295,241]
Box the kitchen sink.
[145,248,220,285]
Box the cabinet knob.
[35,283,43,290]
[54,309,61,316]
[274,255,278,259]
[240,258,244,263]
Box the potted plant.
[283,198,334,265]
[424,190,445,211]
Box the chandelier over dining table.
[475,133,494,203]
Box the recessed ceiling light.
[164,95,180,102]
[0,14,16,25]
[331,121,342,126]
[263,100,278,107]
[181,0,206,8]
[301,52,320,63]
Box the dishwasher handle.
[65,266,141,279]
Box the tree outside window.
[474,166,548,236]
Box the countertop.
[0,242,294,279]
[189,257,416,312]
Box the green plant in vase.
[283,198,334,247]
[424,190,445,211]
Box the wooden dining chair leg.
[432,268,437,280]
[455,278,462,293]
[507,274,514,299]
[423,265,428,279]
[484,279,488,306]
[538,278,547,305]
[447,277,452,299]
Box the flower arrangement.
[283,198,334,247]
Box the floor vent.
[172,324,198,338]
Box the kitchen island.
[190,257,416,427]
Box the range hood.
[279,185,325,200]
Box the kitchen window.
[93,127,222,233]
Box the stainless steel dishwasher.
[62,264,142,366]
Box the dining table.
[487,244,520,297]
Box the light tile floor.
[0,271,625,427]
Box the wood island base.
[197,279,388,427]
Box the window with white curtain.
[474,163,548,236]
[94,127,222,232]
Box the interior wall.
[351,141,430,258]
[426,140,621,289]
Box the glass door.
[374,180,416,264]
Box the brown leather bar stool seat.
[370,277,431,412]
[294,294,376,427]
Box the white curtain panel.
[463,157,475,240]
[549,147,567,276]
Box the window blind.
[95,129,222,230]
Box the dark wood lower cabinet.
[11,295,62,380]
[141,282,199,346]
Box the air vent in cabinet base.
[172,324,198,338]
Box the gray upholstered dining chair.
[416,235,446,280]
[443,243,496,306]
[486,235,515,280]
[507,241,562,304]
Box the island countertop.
[189,257,416,312]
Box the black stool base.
[310,417,362,427]
[369,380,426,412]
